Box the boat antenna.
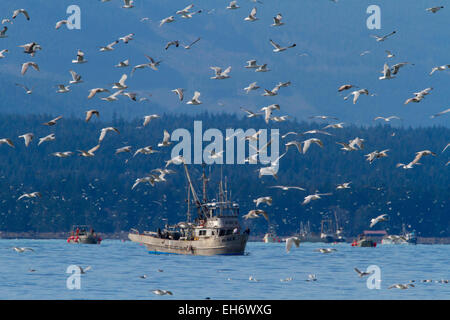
[186,183,191,223]
[202,163,208,204]
[334,211,339,234]
[224,175,228,203]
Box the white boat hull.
[128,233,249,256]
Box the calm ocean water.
[0,239,449,300]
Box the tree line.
[0,112,448,237]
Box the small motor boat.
[67,225,102,244]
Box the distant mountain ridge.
[0,0,449,127]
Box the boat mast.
[183,163,208,220]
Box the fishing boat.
[263,225,281,243]
[128,164,249,256]
[351,232,377,247]
[351,237,376,247]
[382,224,417,245]
[263,232,281,243]
[67,225,102,244]
[298,215,346,243]
[296,221,323,242]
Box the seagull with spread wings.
[302,193,332,205]
[371,30,396,42]
[269,39,296,53]
[98,127,120,143]
[186,91,202,105]
[72,50,87,64]
[285,237,300,253]
[244,7,258,21]
[78,145,101,157]
[21,62,39,75]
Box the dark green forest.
[0,112,448,237]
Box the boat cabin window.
[199,230,207,236]
[218,229,233,236]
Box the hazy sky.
[0,0,449,127]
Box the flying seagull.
[244,7,258,21]
[160,16,175,27]
[88,88,110,99]
[18,192,41,201]
[269,185,305,191]
[72,50,87,64]
[78,145,101,157]
[240,107,262,118]
[244,82,260,94]
[21,62,39,75]
[0,26,8,38]
[338,84,358,92]
[302,193,332,205]
[227,1,240,9]
[171,88,184,101]
[18,133,33,147]
[115,59,129,68]
[122,0,135,9]
[85,110,99,122]
[18,42,42,57]
[285,237,300,253]
[181,37,201,49]
[431,108,450,119]
[344,89,369,104]
[370,214,388,228]
[426,6,444,13]
[379,63,395,80]
[38,134,56,146]
[15,83,33,94]
[253,196,272,207]
[269,39,296,53]
[374,116,401,122]
[186,91,202,105]
[430,64,450,76]
[371,31,396,42]
[157,130,172,147]
[243,209,269,221]
[0,138,14,148]
[98,127,120,143]
[43,116,63,126]
[210,66,232,79]
[12,9,30,21]
[100,40,119,52]
[0,49,8,58]
[55,20,70,29]
[69,70,83,84]
[143,114,160,126]
[271,13,284,27]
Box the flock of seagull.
[1,2,449,230]
[1,0,449,297]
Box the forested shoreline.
[0,113,448,237]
